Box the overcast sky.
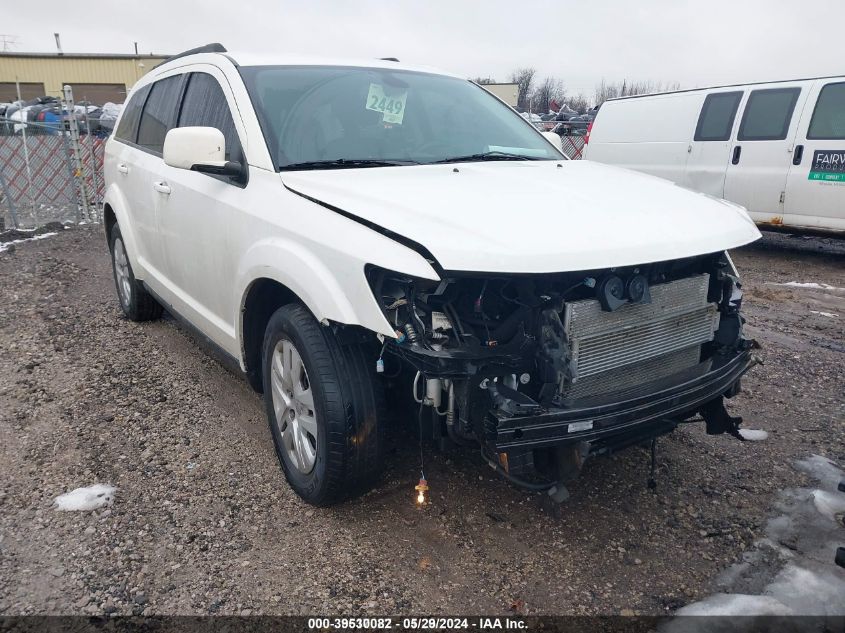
[4,0,842,99]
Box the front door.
[784,79,845,231]
[723,84,808,224]
[154,68,248,353]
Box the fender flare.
[103,184,145,277]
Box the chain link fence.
[0,96,106,231]
[560,135,586,159]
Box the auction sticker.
[366,83,407,124]
[808,149,845,182]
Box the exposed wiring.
[417,400,426,482]
[475,280,493,344]
[377,342,402,378]
[386,298,408,310]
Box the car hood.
[280,160,761,273]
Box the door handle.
[731,146,742,165]
[793,144,804,166]
[152,181,171,195]
[117,163,129,174]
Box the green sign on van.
[809,149,845,181]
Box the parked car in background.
[585,76,845,234]
[520,111,544,129]
[104,44,760,507]
[554,115,590,136]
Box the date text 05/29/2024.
[306,617,527,630]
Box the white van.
[584,76,845,234]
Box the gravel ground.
[0,227,842,616]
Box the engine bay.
[364,251,756,490]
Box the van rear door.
[585,92,700,184]
[783,79,845,232]
[722,83,809,224]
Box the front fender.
[235,235,425,364]
[236,236,358,323]
[103,183,145,277]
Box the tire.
[262,304,385,506]
[109,223,163,322]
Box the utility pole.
[16,78,36,215]
[0,34,18,52]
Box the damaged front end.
[366,251,760,490]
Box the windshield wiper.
[431,151,544,164]
[280,158,418,171]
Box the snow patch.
[674,593,794,617]
[774,281,844,291]
[810,310,838,318]
[0,232,58,253]
[53,484,115,511]
[660,455,845,622]
[812,490,845,523]
[795,454,843,490]
[738,428,768,441]
[766,564,845,616]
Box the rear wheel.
[262,304,385,505]
[109,224,162,321]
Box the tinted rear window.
[694,91,742,141]
[114,84,150,144]
[738,88,800,141]
[807,82,845,140]
[137,75,182,154]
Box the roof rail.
[380,57,400,62]
[156,43,227,67]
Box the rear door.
[107,82,150,258]
[784,79,845,231]
[723,84,809,222]
[131,74,184,284]
[684,90,743,197]
[154,68,248,348]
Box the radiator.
[560,274,717,400]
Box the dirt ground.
[0,227,842,616]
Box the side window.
[136,75,182,154]
[177,73,243,162]
[807,82,845,140]
[738,88,800,141]
[114,84,150,143]
[694,91,742,141]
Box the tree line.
[470,69,680,114]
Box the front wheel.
[262,304,385,505]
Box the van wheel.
[261,304,385,506]
[109,224,163,321]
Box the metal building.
[0,52,169,103]
[480,83,519,107]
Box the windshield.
[239,65,563,170]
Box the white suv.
[104,44,762,506]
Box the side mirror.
[542,131,563,152]
[163,126,242,178]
